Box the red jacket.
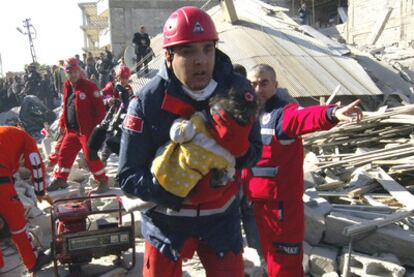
[243,95,337,201]
[102,81,133,107]
[59,78,106,136]
[0,126,46,196]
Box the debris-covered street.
[1,0,414,276]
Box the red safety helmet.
[116,64,131,79]
[162,6,218,48]
[64,57,81,73]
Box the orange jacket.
[0,126,46,196]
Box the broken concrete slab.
[0,242,25,276]
[324,212,414,266]
[47,186,81,201]
[304,171,326,190]
[304,189,332,245]
[322,272,339,277]
[68,168,90,184]
[29,213,52,248]
[303,241,312,274]
[340,250,405,277]
[310,245,338,276]
[304,205,326,246]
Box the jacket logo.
[273,242,301,255]
[93,91,102,98]
[123,114,143,133]
[79,92,86,100]
[261,113,271,125]
[193,22,204,33]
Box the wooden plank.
[375,167,414,210]
[299,25,350,56]
[367,7,393,45]
[342,210,413,237]
[337,7,348,23]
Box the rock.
[304,189,331,245]
[322,272,339,277]
[18,167,32,180]
[310,246,338,276]
[324,212,414,266]
[68,168,90,184]
[303,241,312,274]
[0,242,25,276]
[47,186,81,201]
[29,213,52,248]
[304,171,326,190]
[339,250,406,277]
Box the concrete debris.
[304,189,332,245]
[309,246,338,276]
[298,103,414,275]
[339,250,406,277]
[321,272,339,277]
[303,241,312,274]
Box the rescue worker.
[0,125,51,273]
[48,57,109,193]
[117,6,262,277]
[243,64,362,276]
[101,64,133,109]
[99,64,133,163]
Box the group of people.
[0,6,363,276]
[0,63,56,113]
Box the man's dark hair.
[233,64,247,77]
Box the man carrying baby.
[117,6,262,277]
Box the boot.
[28,250,52,274]
[93,179,109,194]
[47,178,69,192]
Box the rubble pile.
[302,104,414,276]
[1,106,413,277]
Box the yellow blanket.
[151,113,235,198]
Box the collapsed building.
[1,0,414,276]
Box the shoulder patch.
[123,114,143,133]
[93,91,102,98]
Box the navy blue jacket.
[117,50,262,260]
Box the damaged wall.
[346,0,414,48]
[107,0,206,58]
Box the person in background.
[298,3,311,25]
[132,25,152,75]
[48,57,109,193]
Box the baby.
[151,82,260,198]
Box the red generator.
[50,195,136,276]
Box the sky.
[0,0,89,73]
